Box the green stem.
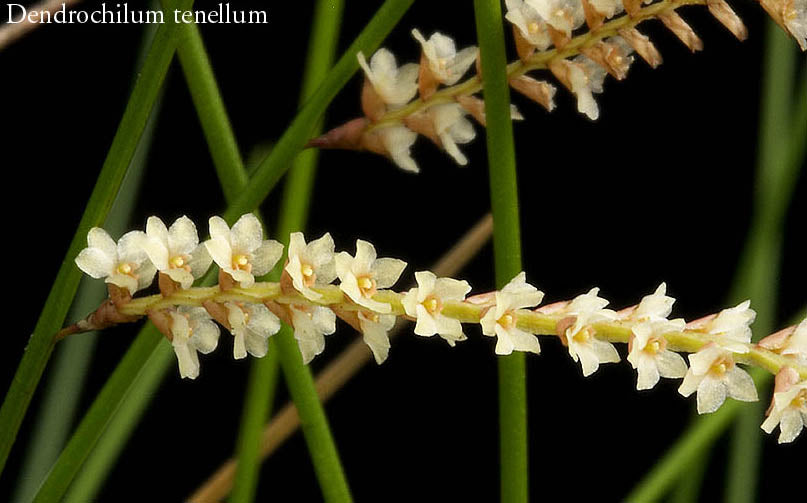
[276,328,352,502]
[473,1,527,501]
[175,20,247,201]
[31,2,415,500]
[0,0,192,476]
[231,1,346,501]
[723,21,799,503]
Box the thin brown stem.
[0,0,84,52]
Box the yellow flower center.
[232,254,251,271]
[423,295,442,315]
[170,255,186,269]
[528,21,540,34]
[643,337,665,355]
[116,263,134,275]
[498,313,515,329]
[792,390,807,410]
[573,328,591,344]
[357,275,377,298]
[300,263,317,287]
[437,58,448,70]
[709,356,734,377]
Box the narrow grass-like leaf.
[230,1,345,501]
[473,1,528,502]
[0,0,192,475]
[36,1,415,500]
[12,22,164,500]
[63,342,173,503]
[723,22,800,503]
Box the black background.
[1,0,805,501]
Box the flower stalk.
[65,216,807,448]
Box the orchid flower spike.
[357,49,419,107]
[290,304,337,364]
[761,367,807,443]
[335,239,407,313]
[75,228,157,295]
[169,306,220,379]
[204,214,284,288]
[678,343,758,414]
[402,271,472,347]
[285,232,337,301]
[140,215,212,289]
[480,272,544,355]
[411,29,478,86]
[225,302,281,360]
[560,287,621,376]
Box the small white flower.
[169,306,220,379]
[704,300,756,353]
[632,283,675,321]
[562,288,620,376]
[357,49,419,107]
[359,311,397,364]
[627,319,688,390]
[480,272,544,355]
[411,29,478,85]
[569,56,607,120]
[588,0,625,18]
[402,270,471,346]
[678,343,758,414]
[75,228,157,294]
[783,0,807,50]
[428,103,476,166]
[285,232,337,301]
[376,125,420,173]
[782,318,807,363]
[335,239,407,313]
[761,368,807,443]
[225,302,281,360]
[290,304,337,364]
[505,0,552,50]
[527,0,585,39]
[140,216,212,289]
[204,214,284,288]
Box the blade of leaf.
[230,0,345,501]
[473,1,528,502]
[11,18,165,501]
[0,0,192,475]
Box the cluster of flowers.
[310,0,806,172]
[72,214,807,443]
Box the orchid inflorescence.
[308,0,807,173]
[68,214,807,443]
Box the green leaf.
[12,20,165,501]
[0,0,193,476]
[473,1,528,502]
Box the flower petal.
[251,240,284,277]
[167,215,199,255]
[75,247,114,279]
[231,213,263,253]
